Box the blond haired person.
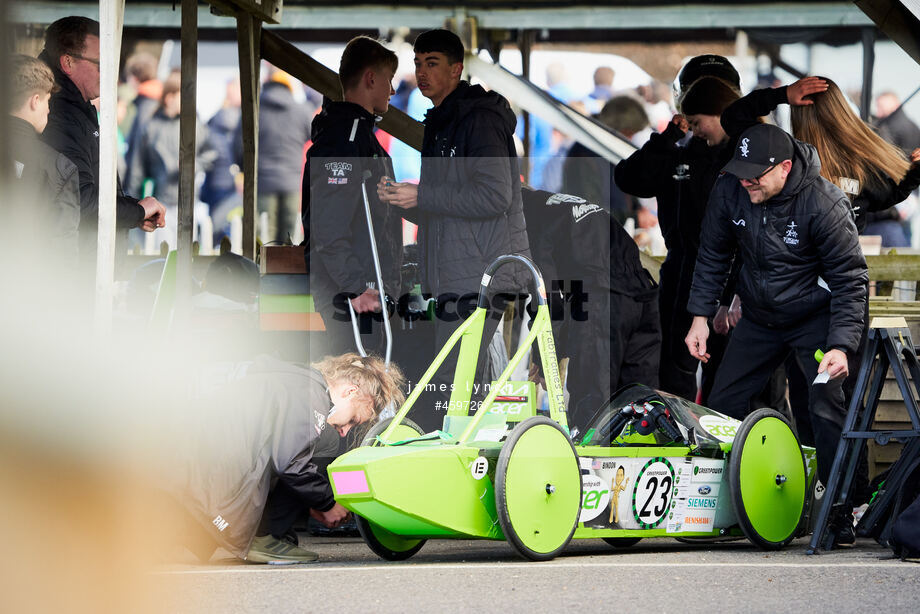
[165,353,404,564]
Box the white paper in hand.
[813,371,831,385]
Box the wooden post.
[237,12,261,260]
[95,0,125,337]
[176,0,198,321]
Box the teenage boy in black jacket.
[6,55,80,265]
[378,29,531,430]
[304,36,403,358]
[685,123,867,508]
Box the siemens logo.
[687,497,717,509]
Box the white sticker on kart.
[579,474,611,523]
[631,458,676,529]
[691,458,725,483]
[471,456,489,480]
[698,415,742,442]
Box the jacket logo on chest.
[572,203,603,223]
[784,220,800,246]
[212,515,230,532]
[731,218,746,227]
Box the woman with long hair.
[721,76,920,242]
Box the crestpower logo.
[693,466,723,477]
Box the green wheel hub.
[729,408,806,549]
[496,416,581,561]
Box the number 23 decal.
[632,458,676,528]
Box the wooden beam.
[177,0,198,318]
[209,0,282,25]
[260,30,424,151]
[237,12,261,260]
[95,0,125,337]
[866,255,920,281]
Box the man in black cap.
[685,123,867,537]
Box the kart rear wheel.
[355,516,426,561]
[496,416,582,561]
[602,537,642,548]
[729,408,806,550]
[361,416,425,447]
[357,417,427,561]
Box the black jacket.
[126,109,214,209]
[304,101,403,302]
[39,51,144,266]
[8,116,81,262]
[201,106,241,205]
[720,85,920,231]
[688,138,868,354]
[877,106,920,155]
[563,142,637,225]
[235,81,313,195]
[615,122,730,257]
[163,357,336,559]
[416,81,531,296]
[521,188,657,300]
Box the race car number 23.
[632,457,676,529]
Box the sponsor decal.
[327,177,348,184]
[783,220,800,246]
[470,456,489,480]
[546,193,586,206]
[579,475,611,523]
[632,457,676,529]
[698,485,712,496]
[698,415,741,442]
[572,203,603,223]
[687,497,718,509]
[324,161,353,175]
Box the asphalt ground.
[153,535,919,613]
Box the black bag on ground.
[888,458,920,559]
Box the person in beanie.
[685,123,867,545]
[614,56,741,403]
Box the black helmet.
[672,54,741,108]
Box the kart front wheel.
[355,516,426,561]
[729,408,806,550]
[356,416,427,561]
[496,416,582,561]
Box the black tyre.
[602,537,642,548]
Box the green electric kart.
[327,255,818,561]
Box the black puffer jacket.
[304,101,402,301]
[39,50,145,261]
[688,138,868,354]
[416,81,531,296]
[721,85,920,232]
[8,116,81,261]
[614,122,730,256]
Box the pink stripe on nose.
[332,470,369,495]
